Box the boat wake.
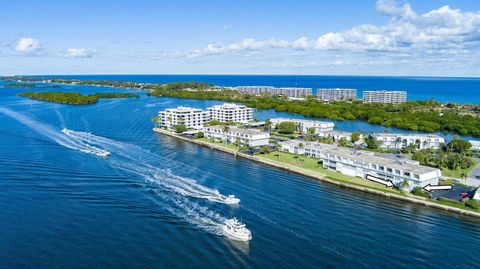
[62,128,240,205]
[0,108,110,157]
[0,107,248,238]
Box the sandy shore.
[153,128,480,218]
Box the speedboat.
[96,151,111,157]
[222,218,252,241]
[222,194,240,205]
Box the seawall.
[153,128,480,218]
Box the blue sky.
[1,0,480,76]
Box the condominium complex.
[157,106,210,130]
[203,125,270,147]
[270,118,334,136]
[234,86,312,98]
[280,140,441,190]
[207,103,254,123]
[363,90,407,104]
[373,133,445,150]
[316,88,357,101]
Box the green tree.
[351,132,361,143]
[173,125,187,133]
[196,131,204,138]
[276,121,296,134]
[338,137,349,147]
[447,139,472,155]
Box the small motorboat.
[222,218,252,241]
[222,194,240,205]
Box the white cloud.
[59,48,96,58]
[15,38,42,55]
[173,1,480,59]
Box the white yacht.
[205,194,240,205]
[222,218,252,241]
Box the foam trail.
[0,109,246,238]
[63,128,238,204]
[0,108,110,157]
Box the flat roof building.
[234,86,312,98]
[203,125,270,147]
[270,118,334,136]
[157,106,210,130]
[207,103,253,123]
[280,140,441,190]
[373,133,445,150]
[317,88,357,102]
[363,90,407,104]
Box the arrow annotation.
[423,184,453,192]
[366,175,394,188]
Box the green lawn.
[441,160,478,178]
[191,139,480,213]
[197,137,241,151]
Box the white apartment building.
[203,125,270,147]
[280,140,441,190]
[157,106,210,130]
[363,90,407,104]
[207,103,254,123]
[317,88,357,102]
[234,86,312,98]
[469,140,480,151]
[270,118,334,136]
[373,133,445,150]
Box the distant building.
[207,103,254,123]
[322,131,356,142]
[280,140,441,190]
[469,140,480,151]
[270,118,334,136]
[203,125,270,147]
[373,133,445,150]
[316,88,357,102]
[157,106,210,130]
[363,90,407,104]
[234,86,312,98]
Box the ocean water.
[1,78,480,268]
[46,75,480,104]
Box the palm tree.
[293,155,299,164]
[235,137,241,150]
[274,153,280,160]
[222,125,230,144]
[395,137,402,149]
[264,118,272,132]
[298,143,305,153]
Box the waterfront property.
[321,131,357,142]
[373,133,445,150]
[363,90,407,104]
[207,103,253,123]
[270,117,334,136]
[203,125,270,147]
[157,106,210,130]
[316,88,357,102]
[233,86,312,98]
[279,140,441,190]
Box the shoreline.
[153,127,480,218]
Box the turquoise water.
[1,78,480,268]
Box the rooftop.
[283,140,439,175]
[271,117,334,126]
[373,133,444,139]
[205,125,268,136]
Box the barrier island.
[18,91,139,105]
